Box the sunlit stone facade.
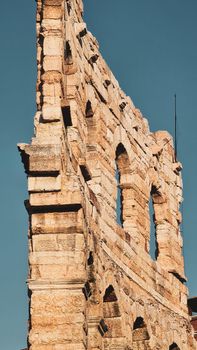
[18,1,196,349]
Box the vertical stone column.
[27,208,87,350]
[40,0,64,123]
[18,1,88,349]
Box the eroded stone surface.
[18,0,196,349]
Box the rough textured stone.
[18,0,196,349]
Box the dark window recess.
[103,285,118,303]
[133,125,139,131]
[88,251,94,265]
[76,28,87,47]
[151,185,159,198]
[119,101,127,111]
[80,164,91,182]
[116,142,127,158]
[66,0,71,15]
[38,33,44,46]
[64,41,72,64]
[85,100,94,118]
[104,79,111,87]
[82,282,92,300]
[133,317,150,341]
[169,343,180,350]
[98,319,108,336]
[125,231,131,244]
[62,106,72,127]
[89,54,99,64]
[133,317,145,330]
[79,28,87,38]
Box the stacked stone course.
[18,0,196,349]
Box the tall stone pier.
[18,0,196,349]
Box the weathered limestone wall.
[18,0,196,349]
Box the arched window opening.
[103,285,120,319]
[149,186,159,260]
[115,163,123,227]
[82,281,92,300]
[115,143,130,228]
[169,343,180,350]
[133,316,145,330]
[64,40,73,65]
[102,285,125,348]
[85,100,94,118]
[103,285,118,303]
[132,317,150,346]
[66,0,72,15]
[87,251,94,266]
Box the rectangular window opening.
[62,106,72,127]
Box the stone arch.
[101,270,124,307]
[148,183,163,260]
[115,143,130,227]
[166,334,183,350]
[112,126,139,235]
[102,284,126,349]
[100,272,127,349]
[84,83,99,147]
[112,125,136,166]
[129,298,154,348]
[132,316,150,350]
[147,168,169,261]
[147,147,186,280]
[85,83,98,117]
[85,99,94,118]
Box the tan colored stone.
[43,6,62,20]
[18,1,196,350]
[43,56,62,72]
[42,105,62,121]
[44,36,63,56]
[28,175,61,192]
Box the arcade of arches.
[18,0,196,349]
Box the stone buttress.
[18,1,196,349]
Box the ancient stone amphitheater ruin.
[18,0,196,349]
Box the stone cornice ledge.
[28,279,85,291]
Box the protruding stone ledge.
[29,189,82,207]
[168,269,187,284]
[28,279,86,291]
[18,143,61,174]
[42,105,62,122]
[25,200,82,214]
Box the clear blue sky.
[0,1,196,349]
